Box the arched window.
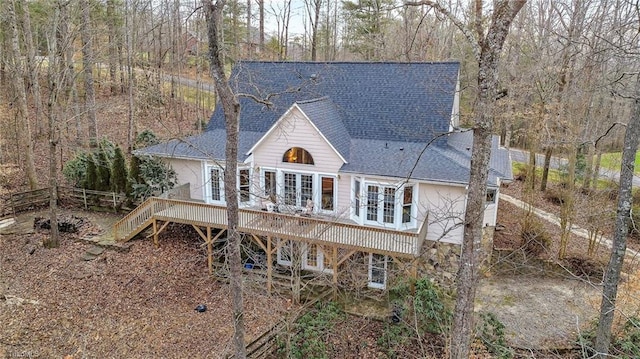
[282,147,314,165]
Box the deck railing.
[114,197,428,256]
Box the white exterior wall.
[249,107,345,210]
[250,107,344,174]
[417,182,467,245]
[166,158,205,201]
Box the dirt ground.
[0,211,290,359]
[1,181,640,357]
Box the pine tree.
[95,150,111,191]
[85,155,98,190]
[111,146,128,193]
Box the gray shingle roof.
[137,61,512,186]
[296,97,351,161]
[209,61,460,143]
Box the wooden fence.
[240,288,334,359]
[0,186,132,218]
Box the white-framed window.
[353,179,417,229]
[366,185,396,225]
[302,243,332,274]
[263,170,277,202]
[282,147,315,165]
[354,179,361,218]
[239,168,251,204]
[283,172,313,207]
[321,176,335,211]
[276,239,293,266]
[368,253,388,289]
[486,188,497,204]
[209,167,224,202]
[206,165,252,205]
[402,186,414,224]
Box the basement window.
[486,189,497,204]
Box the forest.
[1,0,639,358]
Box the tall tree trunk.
[582,143,595,191]
[540,146,552,191]
[247,0,252,57]
[449,2,527,358]
[594,74,640,357]
[107,0,119,94]
[80,0,98,148]
[19,0,45,138]
[7,0,38,190]
[45,3,62,249]
[126,0,136,152]
[203,1,247,358]
[259,0,264,51]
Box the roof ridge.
[296,96,330,105]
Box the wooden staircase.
[113,198,160,241]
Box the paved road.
[509,148,640,187]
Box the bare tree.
[19,0,45,137]
[304,0,322,60]
[80,0,98,147]
[203,1,247,358]
[6,0,38,190]
[594,73,640,357]
[404,1,526,357]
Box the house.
[116,61,512,290]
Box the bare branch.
[403,0,481,61]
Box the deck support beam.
[153,219,158,246]
[267,236,273,293]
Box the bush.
[562,257,604,279]
[378,278,451,358]
[413,278,452,334]
[520,218,550,256]
[288,302,343,359]
[544,188,568,205]
[613,317,640,357]
[62,151,90,187]
[477,312,513,359]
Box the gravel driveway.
[476,275,600,350]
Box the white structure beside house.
[119,61,512,290]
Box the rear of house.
[127,61,512,290]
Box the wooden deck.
[113,197,428,257]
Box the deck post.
[332,246,338,300]
[267,236,272,293]
[207,226,213,275]
[332,246,338,285]
[153,219,158,246]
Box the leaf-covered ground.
[0,216,290,358]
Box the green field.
[599,152,640,175]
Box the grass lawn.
[599,152,640,174]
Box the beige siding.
[166,158,204,201]
[251,107,344,174]
[335,174,352,219]
[418,183,466,245]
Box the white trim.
[205,165,225,204]
[339,171,470,188]
[246,104,347,164]
[276,239,292,266]
[354,177,418,231]
[368,253,388,289]
[296,105,348,164]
